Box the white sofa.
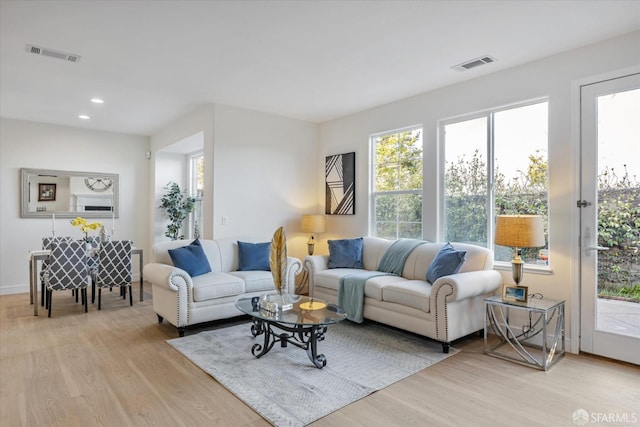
[144,238,303,336]
[305,237,502,352]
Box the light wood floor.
[1,285,638,427]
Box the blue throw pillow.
[168,239,212,277]
[426,242,467,284]
[238,241,271,271]
[328,237,364,269]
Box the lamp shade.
[495,215,545,248]
[301,214,326,234]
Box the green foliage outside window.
[446,152,639,301]
[597,166,640,301]
[373,129,423,239]
[445,149,548,262]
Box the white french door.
[579,72,640,365]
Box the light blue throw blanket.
[338,271,390,323]
[338,239,426,323]
[377,239,427,274]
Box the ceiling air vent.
[451,55,496,72]
[25,44,81,63]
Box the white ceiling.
[1,0,639,136]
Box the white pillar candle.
[52,212,55,236]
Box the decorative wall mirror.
[21,168,119,219]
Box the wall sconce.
[301,214,326,255]
[494,215,546,285]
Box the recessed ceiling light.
[90,98,104,104]
[78,114,90,120]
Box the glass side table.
[484,295,565,370]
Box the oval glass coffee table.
[234,295,346,369]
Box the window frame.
[438,98,550,271]
[187,151,204,239]
[369,125,424,239]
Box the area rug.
[167,321,457,427]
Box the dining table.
[28,247,143,316]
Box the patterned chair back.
[42,236,74,250]
[44,241,89,291]
[96,240,132,288]
[41,236,74,279]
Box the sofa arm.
[285,256,303,294]
[143,262,193,329]
[430,269,502,310]
[143,262,193,292]
[303,255,329,296]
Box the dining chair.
[40,236,74,307]
[93,240,133,310]
[43,241,90,317]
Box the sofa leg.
[441,342,450,354]
[157,314,163,323]
[178,327,185,337]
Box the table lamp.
[494,215,545,285]
[301,214,326,255]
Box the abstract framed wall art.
[325,152,355,215]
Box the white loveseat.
[305,237,502,352]
[144,238,303,336]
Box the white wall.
[317,31,640,347]
[0,118,149,294]
[150,104,214,246]
[154,151,188,241]
[212,104,320,261]
[149,103,320,262]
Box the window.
[371,127,423,239]
[442,100,549,266]
[188,152,204,239]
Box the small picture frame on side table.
[502,284,528,303]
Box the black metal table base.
[249,318,328,368]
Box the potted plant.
[159,182,195,240]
